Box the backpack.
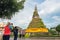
[9,25,13,32]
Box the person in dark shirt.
[13,26,18,40]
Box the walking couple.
[3,22,18,40]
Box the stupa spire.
[33,5,39,18]
[35,5,37,11]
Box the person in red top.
[3,22,11,40]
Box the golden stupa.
[25,6,48,33]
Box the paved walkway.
[10,37,60,40]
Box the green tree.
[56,24,60,36]
[0,0,25,19]
[49,29,57,35]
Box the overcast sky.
[0,0,60,29]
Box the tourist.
[3,22,11,40]
[13,26,18,40]
[9,23,13,32]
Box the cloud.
[44,16,60,28]
[38,0,60,17]
[52,16,60,22]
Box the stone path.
[10,37,60,40]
